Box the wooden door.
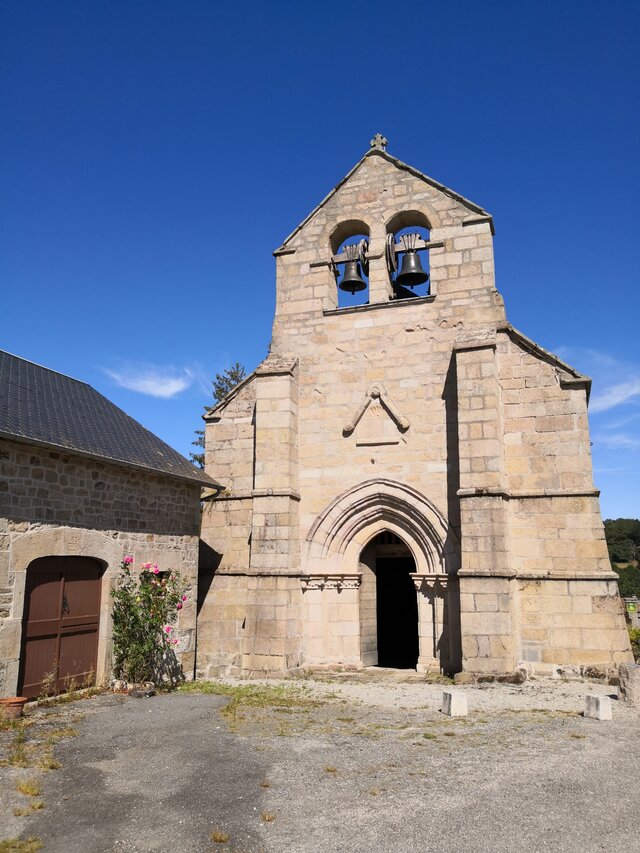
[19,556,102,699]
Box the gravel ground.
[0,673,637,852]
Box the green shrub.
[629,628,640,663]
[111,558,187,684]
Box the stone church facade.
[198,139,632,679]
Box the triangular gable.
[274,148,494,253]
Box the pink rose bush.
[111,557,188,685]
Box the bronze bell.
[396,250,428,288]
[339,260,367,294]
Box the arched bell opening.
[330,220,371,309]
[359,530,419,669]
[386,211,431,300]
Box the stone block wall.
[519,578,630,674]
[199,147,632,678]
[0,438,201,696]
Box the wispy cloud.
[593,432,640,451]
[590,379,640,414]
[104,365,194,399]
[554,346,640,415]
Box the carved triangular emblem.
[343,384,409,445]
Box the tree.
[604,518,640,565]
[189,362,246,468]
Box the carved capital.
[410,573,450,593]
[301,573,362,591]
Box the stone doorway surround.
[300,479,460,672]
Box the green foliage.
[613,564,640,598]
[189,428,205,469]
[111,558,187,685]
[629,628,640,663]
[212,362,246,403]
[189,362,246,468]
[604,518,640,564]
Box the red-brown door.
[19,557,102,699]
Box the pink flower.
[152,566,160,575]
[176,602,183,610]
[142,562,152,570]
[172,638,178,646]
[164,625,173,634]
[181,595,188,602]
[123,556,134,565]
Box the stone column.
[412,574,450,673]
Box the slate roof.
[0,350,217,486]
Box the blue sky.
[1,1,639,518]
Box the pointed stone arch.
[303,479,459,577]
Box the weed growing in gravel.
[423,732,437,740]
[210,828,230,843]
[15,779,41,797]
[178,681,323,724]
[0,838,43,852]
[13,801,44,817]
[259,779,271,788]
[37,685,104,708]
[45,727,77,745]
[367,788,380,796]
[261,811,276,822]
[37,753,61,771]
[7,729,28,767]
[324,765,337,773]
[570,733,587,739]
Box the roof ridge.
[1,349,91,387]
[274,147,493,252]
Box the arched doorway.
[18,556,103,699]
[360,531,418,669]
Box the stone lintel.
[323,294,435,318]
[300,573,362,591]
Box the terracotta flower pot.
[0,697,28,719]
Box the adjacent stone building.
[198,138,632,679]
[0,350,217,698]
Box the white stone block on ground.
[442,688,467,717]
[584,694,612,721]
[618,664,640,707]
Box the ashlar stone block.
[584,694,612,721]
[442,688,468,717]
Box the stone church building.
[198,137,631,679]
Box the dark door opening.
[18,556,102,699]
[375,547,419,669]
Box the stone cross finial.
[370,133,388,151]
